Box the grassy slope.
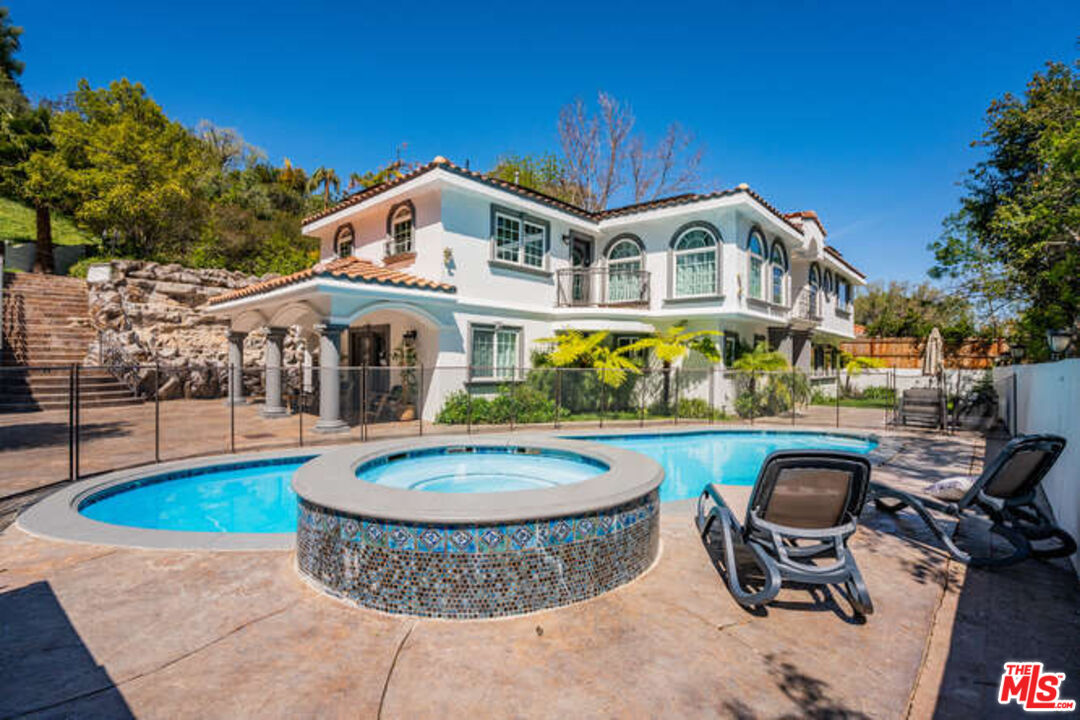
[0,196,98,246]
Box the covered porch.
[207,257,461,432]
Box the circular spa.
[292,438,663,619]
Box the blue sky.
[9,0,1079,283]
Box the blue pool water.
[356,448,604,493]
[578,431,877,502]
[78,431,875,533]
[80,458,309,533]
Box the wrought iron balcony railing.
[555,267,650,308]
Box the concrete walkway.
[1,432,1077,718]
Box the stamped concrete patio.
[2,430,1077,718]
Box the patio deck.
[1,430,1077,718]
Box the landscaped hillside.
[0,196,98,247]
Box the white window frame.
[334,224,355,258]
[770,240,788,306]
[747,231,766,301]
[823,269,835,300]
[469,324,522,381]
[607,238,644,303]
[389,205,414,255]
[671,227,720,299]
[490,206,548,271]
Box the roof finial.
[736,182,749,190]
[432,155,449,165]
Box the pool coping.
[293,437,663,524]
[16,425,894,551]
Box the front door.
[345,325,391,427]
[570,236,593,304]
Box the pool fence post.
[639,369,646,428]
[835,367,840,428]
[68,365,75,483]
[228,362,235,454]
[74,364,81,479]
[298,361,304,448]
[154,362,161,463]
[554,367,562,430]
[599,368,606,429]
[791,367,796,427]
[510,367,517,432]
[708,366,715,425]
[673,368,679,425]
[361,363,367,442]
[466,368,473,435]
[417,362,424,436]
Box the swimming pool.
[576,430,877,502]
[68,430,876,536]
[79,457,311,533]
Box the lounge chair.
[870,433,1074,567]
[696,451,874,616]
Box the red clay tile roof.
[302,158,804,234]
[206,256,456,306]
[824,245,866,279]
[785,210,827,236]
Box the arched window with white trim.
[770,240,788,305]
[607,237,643,303]
[747,230,766,300]
[389,204,414,255]
[808,264,821,316]
[672,227,718,298]
[334,224,354,258]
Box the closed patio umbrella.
[922,327,944,377]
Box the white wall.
[994,360,1080,574]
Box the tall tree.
[347,159,405,192]
[494,91,706,211]
[44,79,211,259]
[0,8,60,272]
[489,154,574,202]
[621,326,721,407]
[0,6,25,111]
[855,281,978,342]
[929,55,1080,359]
[308,166,340,208]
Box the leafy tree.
[0,7,25,111]
[534,330,641,388]
[929,55,1080,359]
[854,281,978,342]
[308,166,340,208]
[620,326,721,406]
[45,79,211,259]
[347,159,405,192]
[489,154,574,202]
[730,343,806,418]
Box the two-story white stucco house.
[208,156,865,431]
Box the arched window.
[334,224,354,258]
[808,264,821,316]
[673,227,718,297]
[389,204,414,255]
[823,270,834,299]
[747,230,766,300]
[607,237,644,303]
[770,241,788,305]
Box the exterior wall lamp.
[1046,329,1071,360]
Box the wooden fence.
[840,336,1006,369]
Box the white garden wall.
[994,359,1080,575]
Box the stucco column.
[314,323,349,433]
[791,331,812,371]
[226,329,247,405]
[261,327,288,418]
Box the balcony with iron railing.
[792,287,824,324]
[555,267,650,308]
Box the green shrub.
[435,390,490,424]
[861,386,895,401]
[434,385,555,425]
[675,397,713,419]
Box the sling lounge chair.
[870,433,1074,567]
[696,451,874,616]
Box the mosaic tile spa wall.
[296,490,660,619]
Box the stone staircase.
[1,272,143,413]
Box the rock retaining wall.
[85,261,306,399]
